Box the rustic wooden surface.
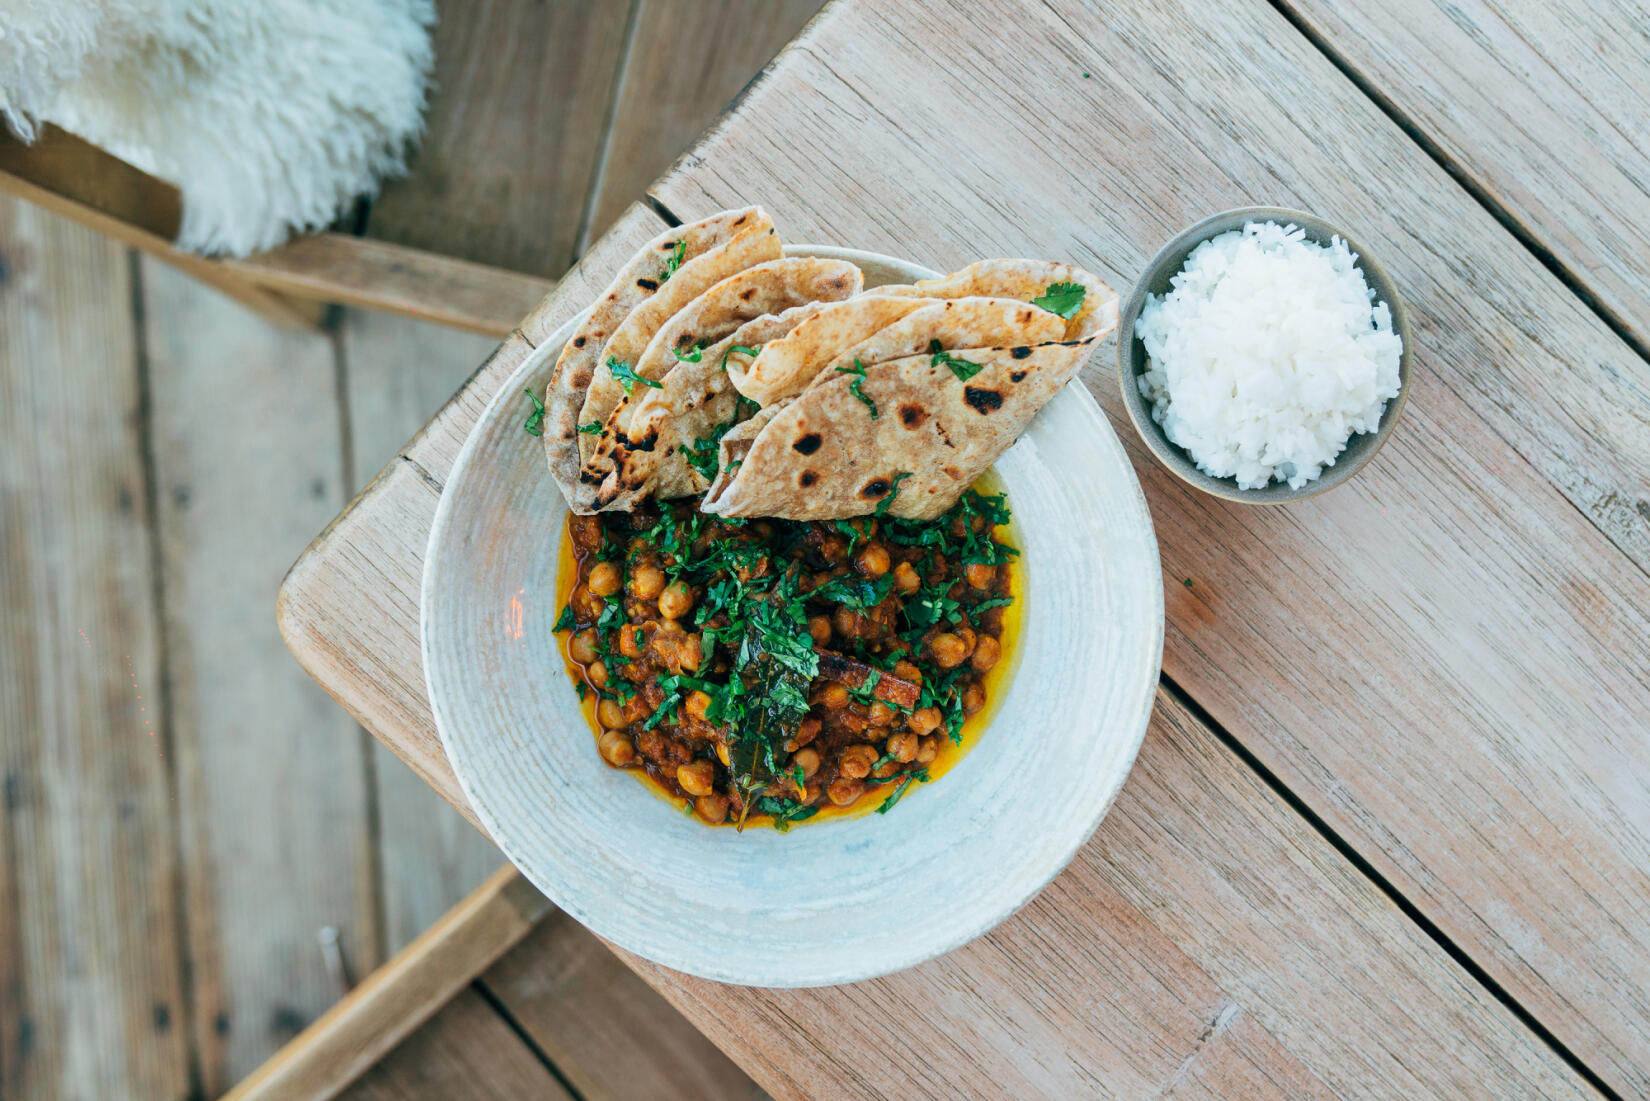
[0,0,820,1094]
[274,0,1650,1096]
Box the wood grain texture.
[341,309,506,952]
[483,910,764,1101]
[339,989,572,1101]
[645,0,1650,1089]
[366,0,631,275]
[141,258,378,1094]
[621,692,1590,1099]
[0,198,190,1101]
[0,124,181,238]
[587,0,827,237]
[1281,0,1650,351]
[226,866,551,1101]
[225,235,555,338]
[276,204,1592,1097]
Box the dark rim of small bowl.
[1116,206,1412,504]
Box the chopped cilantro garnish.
[928,340,984,381]
[575,681,587,701]
[674,341,705,363]
[1030,280,1086,319]
[553,605,576,632]
[521,388,546,436]
[608,356,662,397]
[577,421,602,435]
[872,472,912,517]
[876,769,929,814]
[719,344,762,372]
[659,240,686,282]
[835,358,878,418]
[970,596,1014,613]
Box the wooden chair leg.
[222,866,553,1101]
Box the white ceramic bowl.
[423,246,1163,986]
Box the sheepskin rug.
[0,0,435,256]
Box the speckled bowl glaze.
[423,245,1163,986]
[1118,207,1413,503]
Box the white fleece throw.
[0,0,435,256]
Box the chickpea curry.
[553,486,1019,829]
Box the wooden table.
[278,0,1650,1095]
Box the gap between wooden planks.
[276,203,1593,1098]
[641,0,1650,1092]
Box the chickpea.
[802,781,822,805]
[794,716,822,747]
[971,635,1001,672]
[588,560,622,597]
[867,700,895,727]
[892,659,923,683]
[821,683,851,711]
[819,536,847,563]
[827,777,866,806]
[839,743,879,779]
[892,560,921,594]
[569,628,598,664]
[677,760,716,797]
[618,624,644,658]
[695,793,730,825]
[651,632,681,666]
[570,585,602,620]
[630,564,665,600]
[792,746,821,780]
[915,735,940,765]
[678,633,704,672]
[872,758,901,780]
[715,741,730,766]
[685,690,712,720]
[907,707,942,735]
[854,544,891,577]
[956,626,977,657]
[659,580,695,620]
[962,682,986,715]
[964,562,996,590]
[807,614,833,645]
[929,632,968,669]
[597,699,626,730]
[586,660,609,688]
[621,694,652,724]
[833,604,869,639]
[597,730,636,767]
[886,731,919,763]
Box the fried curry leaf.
[835,357,878,418]
[608,356,662,397]
[1030,281,1085,319]
[521,388,547,436]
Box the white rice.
[1135,221,1403,490]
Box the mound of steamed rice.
[1135,221,1403,490]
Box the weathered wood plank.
[1282,0,1650,352]
[482,910,764,1101]
[644,0,1650,1089]
[141,258,377,1093]
[619,690,1589,1100]
[226,866,551,1101]
[0,198,190,1101]
[586,0,827,239]
[226,236,555,338]
[340,309,506,951]
[366,0,632,275]
[339,989,572,1101]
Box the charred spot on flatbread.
[1010,370,1027,382]
[792,432,822,455]
[859,477,891,500]
[799,470,818,487]
[1010,345,1032,359]
[898,403,929,429]
[572,336,588,348]
[963,386,1003,414]
[636,277,659,291]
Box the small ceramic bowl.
[422,245,1164,987]
[1117,207,1412,503]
